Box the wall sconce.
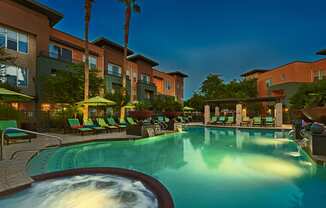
[41,103,51,112]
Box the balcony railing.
[38,51,81,64]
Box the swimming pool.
[4,127,326,207]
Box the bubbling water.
[0,174,158,208]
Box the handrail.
[1,128,63,161]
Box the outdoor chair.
[265,116,274,127]
[67,118,94,135]
[177,116,185,123]
[126,117,137,125]
[84,118,107,133]
[225,116,235,126]
[241,117,251,126]
[0,120,30,145]
[209,116,218,124]
[97,118,119,132]
[119,118,128,128]
[216,116,226,125]
[106,117,125,131]
[253,117,262,126]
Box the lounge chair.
[225,116,235,125]
[164,117,170,123]
[177,116,185,123]
[265,116,274,127]
[97,118,119,132]
[209,116,218,124]
[106,117,125,131]
[0,120,30,145]
[216,116,225,125]
[253,117,262,126]
[119,118,128,128]
[84,118,107,133]
[67,118,94,135]
[241,117,251,126]
[126,117,137,125]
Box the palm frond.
[133,4,141,13]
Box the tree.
[42,64,103,104]
[0,48,19,91]
[151,95,182,112]
[105,87,130,111]
[199,74,225,99]
[118,0,141,118]
[83,0,94,119]
[290,80,326,109]
[184,93,205,112]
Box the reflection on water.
[22,127,326,208]
[0,175,158,208]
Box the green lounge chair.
[106,117,124,131]
[225,116,235,125]
[0,120,30,145]
[84,119,107,133]
[119,118,127,128]
[67,118,94,135]
[126,117,137,125]
[241,117,251,126]
[164,117,170,123]
[265,116,274,126]
[209,116,218,124]
[253,117,262,126]
[216,116,225,125]
[97,118,118,131]
[177,116,185,123]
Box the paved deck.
[0,131,140,195]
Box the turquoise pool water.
[3,127,326,207]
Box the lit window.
[7,29,17,51]
[18,33,28,53]
[0,64,28,88]
[313,70,326,81]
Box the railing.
[1,128,63,161]
[38,51,81,64]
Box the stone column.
[236,104,242,126]
[215,106,220,116]
[275,102,283,127]
[204,105,210,125]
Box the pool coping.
[30,168,174,208]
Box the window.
[313,70,326,81]
[7,29,17,51]
[141,74,150,83]
[61,48,72,62]
[165,80,171,90]
[265,79,272,88]
[0,26,28,53]
[89,56,97,69]
[18,33,28,53]
[0,64,28,88]
[0,27,5,48]
[49,44,60,59]
[107,63,121,76]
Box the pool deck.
[0,123,292,196]
[0,131,141,195]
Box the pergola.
[203,96,284,127]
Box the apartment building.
[0,0,187,110]
[242,59,326,104]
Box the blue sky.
[39,0,326,99]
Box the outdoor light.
[41,103,51,111]
[284,108,289,112]
[11,102,18,110]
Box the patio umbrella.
[124,102,136,109]
[0,87,33,102]
[77,96,116,106]
[183,106,194,111]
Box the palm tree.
[83,0,94,119]
[118,0,141,119]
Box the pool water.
[0,174,158,208]
[4,127,326,207]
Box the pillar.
[236,104,242,126]
[204,105,210,125]
[275,102,283,127]
[215,106,220,116]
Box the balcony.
[38,51,81,64]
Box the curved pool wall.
[0,173,158,208]
[11,127,326,207]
